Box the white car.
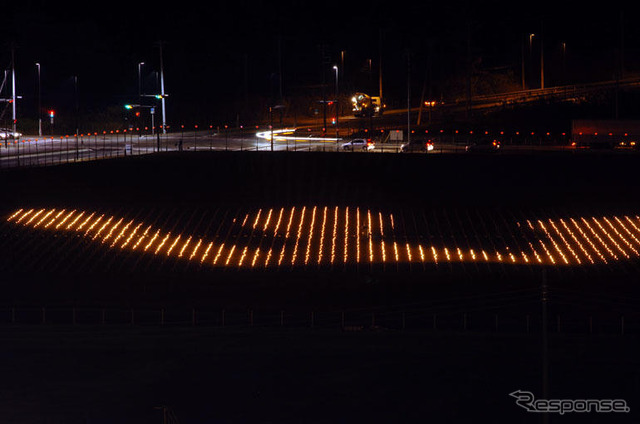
[0,128,22,139]
[342,138,374,151]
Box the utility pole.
[540,20,545,90]
[521,37,526,90]
[36,63,42,136]
[378,29,384,107]
[406,52,411,145]
[11,46,17,136]
[158,41,167,134]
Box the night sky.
[1,0,637,127]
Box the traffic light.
[135,111,140,117]
[48,110,55,118]
[124,104,134,110]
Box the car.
[465,139,501,153]
[400,140,434,153]
[0,128,22,139]
[342,138,374,151]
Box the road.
[0,128,625,170]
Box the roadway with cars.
[0,128,622,169]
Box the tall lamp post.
[138,62,144,136]
[36,63,42,136]
[333,65,339,141]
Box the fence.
[0,305,635,336]
[3,124,624,171]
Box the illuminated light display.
[45,210,66,229]
[568,218,604,262]
[356,207,361,264]
[580,217,617,260]
[330,206,338,265]
[264,208,284,268]
[318,206,328,265]
[615,217,640,250]
[344,207,349,264]
[75,212,94,232]
[144,229,160,252]
[393,241,400,263]
[594,217,630,258]
[528,242,542,263]
[7,209,23,221]
[55,210,76,230]
[291,206,306,266]
[166,234,182,257]
[538,239,555,264]
[278,207,296,267]
[304,206,316,266]
[25,209,45,226]
[548,219,580,264]
[66,211,86,231]
[538,220,568,264]
[123,223,143,249]
[224,244,236,266]
[101,218,124,244]
[379,212,387,263]
[6,207,640,271]
[368,209,374,264]
[213,243,225,265]
[110,219,133,248]
[189,238,203,261]
[605,217,638,256]
[262,209,273,232]
[200,241,213,264]
[92,216,113,240]
[33,209,55,228]
[252,209,262,230]
[237,245,248,267]
[559,218,593,264]
[178,236,192,258]
[15,209,34,224]
[154,232,171,255]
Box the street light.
[36,63,41,136]
[333,65,339,140]
[138,62,144,100]
[138,62,144,137]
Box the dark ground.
[1,150,639,423]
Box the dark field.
[1,150,639,423]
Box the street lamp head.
[333,65,338,70]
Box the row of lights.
[7,207,640,268]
